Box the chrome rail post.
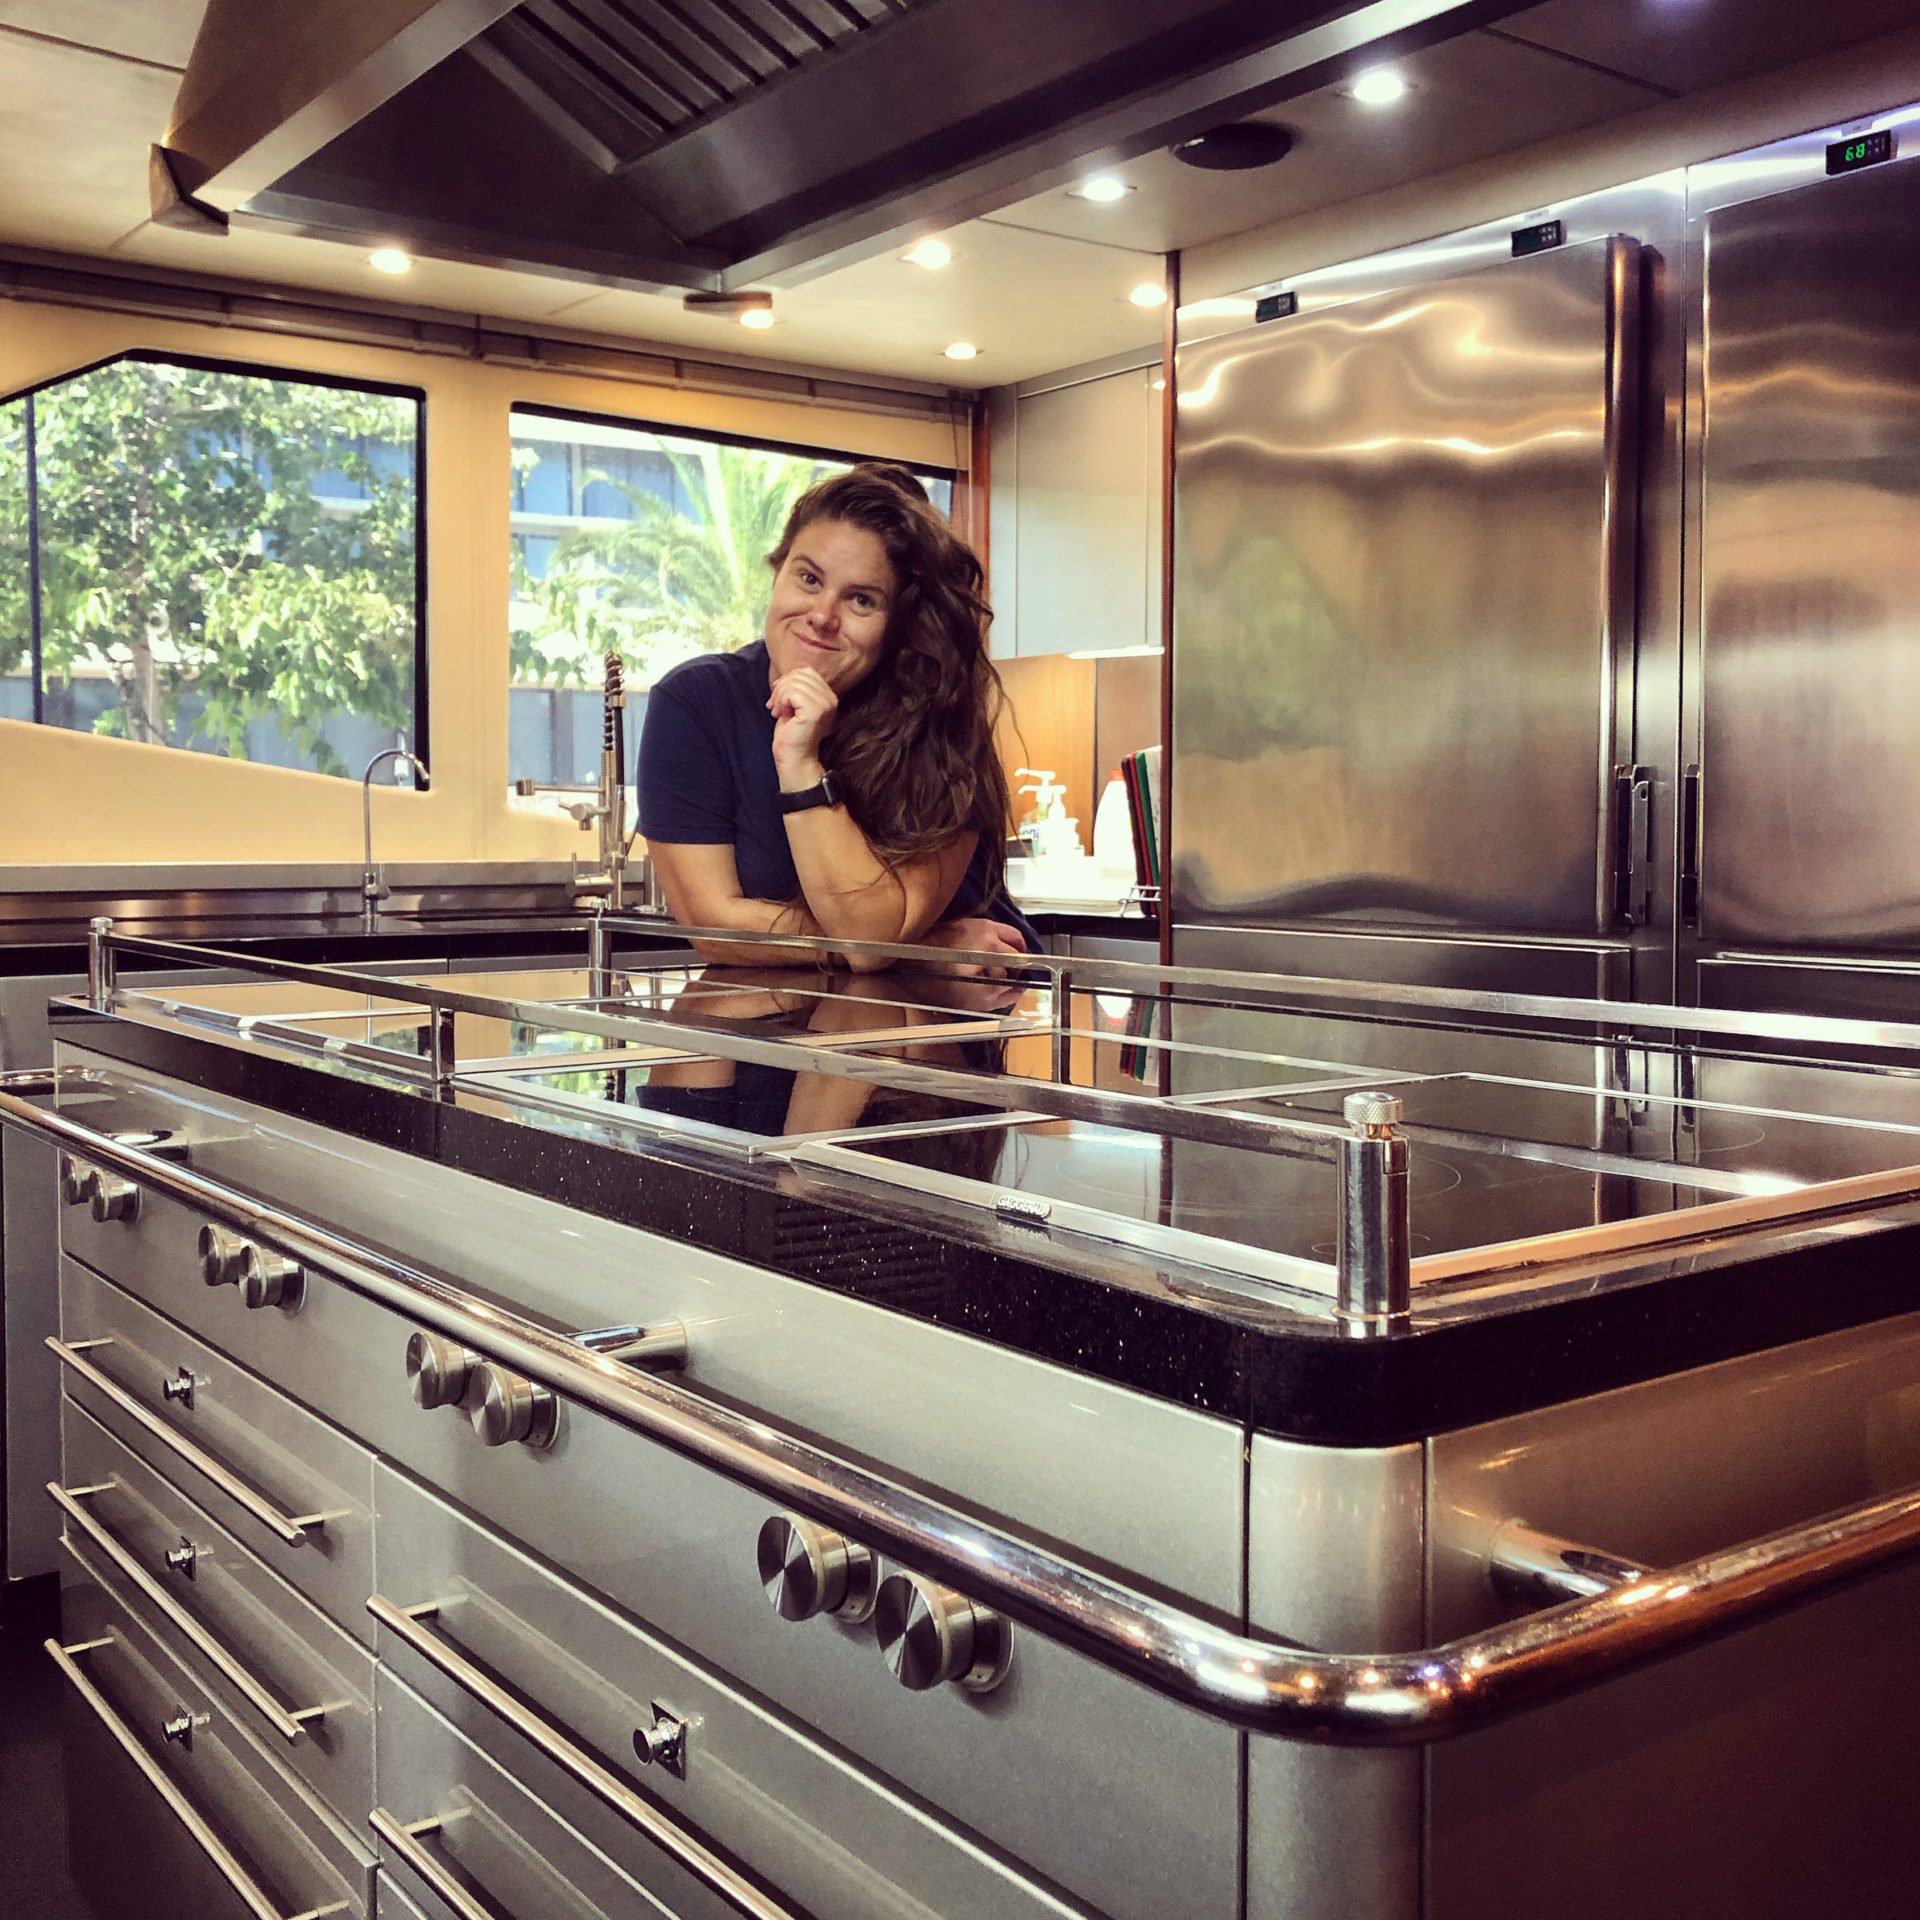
[587,910,613,999]
[1051,963,1073,1084]
[1334,1091,1411,1330]
[87,916,115,1010]
[1488,1520,1652,1609]
[427,1005,456,1091]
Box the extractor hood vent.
[469,0,926,174]
[153,0,1527,298]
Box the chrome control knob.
[240,1246,302,1311]
[88,1173,139,1223]
[631,1703,689,1778]
[59,1155,94,1207]
[757,1514,876,1624]
[469,1365,559,1450]
[199,1225,249,1288]
[406,1332,478,1410]
[873,1571,1013,1694]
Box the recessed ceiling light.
[1129,283,1167,308]
[901,237,953,269]
[367,247,413,275]
[1349,67,1408,106]
[943,342,980,361]
[739,308,776,330]
[1074,175,1132,203]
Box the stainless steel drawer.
[56,1536,376,1920]
[56,1256,377,1645]
[57,1052,1244,1609]
[53,1062,1241,1918]
[375,1669,686,1920]
[376,1876,436,1920]
[366,1348,1235,1920]
[59,1392,376,1830]
[375,1463,1089,1920]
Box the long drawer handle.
[370,1809,494,1920]
[47,1337,322,1547]
[46,1638,350,1920]
[369,1596,797,1920]
[51,1481,329,1743]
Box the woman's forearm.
[782,806,923,944]
[677,889,892,970]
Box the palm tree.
[514,439,836,686]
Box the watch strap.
[777,773,840,815]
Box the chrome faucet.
[361,747,430,923]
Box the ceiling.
[0,0,1915,390]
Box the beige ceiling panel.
[0,37,177,250]
[986,29,1660,257]
[0,0,205,68]
[108,221,618,326]
[558,218,1165,389]
[1498,0,1920,97]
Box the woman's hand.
[767,667,838,785]
[914,916,1030,976]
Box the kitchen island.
[10,918,1920,1920]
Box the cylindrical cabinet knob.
[199,1225,249,1288]
[873,1571,1013,1695]
[59,1155,94,1207]
[88,1174,139,1223]
[163,1537,201,1581]
[405,1332,478,1409]
[469,1365,559,1450]
[756,1514,875,1623]
[240,1246,302,1311]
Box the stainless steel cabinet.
[992,361,1163,658]
[1696,155,1920,949]
[1173,237,1640,946]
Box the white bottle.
[1092,772,1132,874]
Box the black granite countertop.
[43,993,1920,1449]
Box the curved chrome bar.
[12,1089,1920,1747]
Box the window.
[507,407,953,788]
[0,354,423,778]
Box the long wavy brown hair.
[768,463,1013,895]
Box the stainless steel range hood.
[151,0,1529,294]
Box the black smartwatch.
[777,772,841,815]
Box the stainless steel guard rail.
[15,1085,1920,1746]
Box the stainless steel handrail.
[46,1337,320,1547]
[10,1088,1920,1747]
[592,915,1920,1057]
[52,1482,327,1741]
[45,1639,349,1920]
[81,931,1349,1159]
[370,1595,795,1920]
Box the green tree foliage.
[0,404,28,680]
[511,437,834,689]
[1,359,416,776]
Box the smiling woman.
[638,462,1037,968]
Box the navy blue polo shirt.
[637,640,1036,949]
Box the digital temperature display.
[1827,130,1895,175]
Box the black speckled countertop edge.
[44,998,1920,1448]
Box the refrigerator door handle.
[1613,764,1656,928]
